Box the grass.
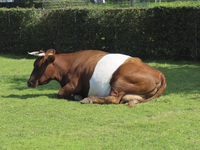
[0,54,200,149]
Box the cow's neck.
[53,54,74,87]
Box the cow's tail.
[139,73,166,103]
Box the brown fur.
[28,49,107,99]
[28,49,166,107]
[80,57,166,107]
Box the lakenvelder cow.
[27,49,166,107]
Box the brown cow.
[27,49,166,107]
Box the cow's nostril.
[27,82,31,87]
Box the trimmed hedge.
[153,7,200,60]
[0,1,89,9]
[0,7,200,60]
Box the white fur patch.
[88,54,130,97]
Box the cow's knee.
[58,89,65,99]
[58,93,64,99]
[57,93,70,99]
[58,91,73,100]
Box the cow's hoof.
[74,95,83,101]
[80,98,93,104]
[127,100,137,108]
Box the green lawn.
[0,54,200,149]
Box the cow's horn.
[28,51,45,57]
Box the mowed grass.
[0,54,200,149]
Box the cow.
[27,49,166,107]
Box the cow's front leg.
[58,84,77,100]
[58,88,73,99]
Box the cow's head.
[27,49,56,88]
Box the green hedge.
[153,7,200,60]
[0,7,200,60]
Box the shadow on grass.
[2,94,81,103]
[190,97,200,101]
[1,76,62,100]
[1,60,200,101]
[1,75,60,91]
[2,93,58,100]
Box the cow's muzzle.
[27,81,37,88]
[27,81,32,87]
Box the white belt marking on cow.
[88,54,130,97]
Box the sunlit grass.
[0,54,200,149]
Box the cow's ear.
[47,55,55,63]
[46,49,56,55]
[45,49,56,63]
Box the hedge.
[0,7,200,60]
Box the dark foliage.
[0,7,200,60]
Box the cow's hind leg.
[120,94,144,108]
[80,94,124,105]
